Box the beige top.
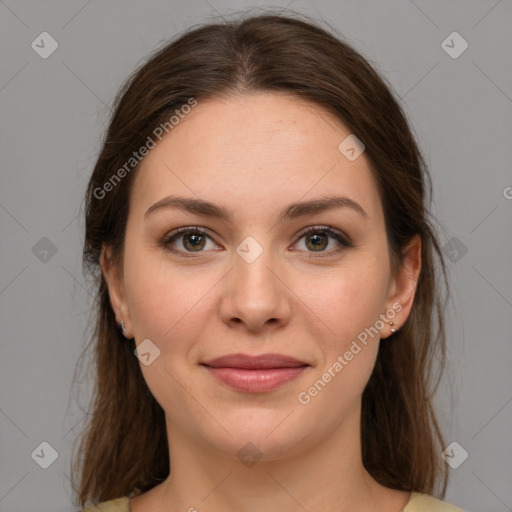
[82,491,467,511]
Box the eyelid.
[295,225,352,245]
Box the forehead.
[130,92,382,223]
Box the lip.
[202,353,308,369]
[201,353,310,393]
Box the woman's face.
[102,92,420,460]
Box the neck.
[143,405,405,512]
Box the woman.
[72,12,465,512]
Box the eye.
[160,225,353,258]
[160,226,218,257]
[292,225,353,257]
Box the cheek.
[123,247,219,350]
[293,262,388,425]
[122,243,180,338]
[301,255,389,346]
[122,252,214,415]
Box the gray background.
[1,1,511,511]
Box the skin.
[101,92,421,512]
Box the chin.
[203,410,316,462]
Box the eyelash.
[160,225,353,259]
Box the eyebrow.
[144,194,368,222]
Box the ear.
[381,234,422,339]
[100,244,132,338]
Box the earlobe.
[382,234,422,338]
[100,244,132,337]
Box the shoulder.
[82,496,130,512]
[404,492,467,512]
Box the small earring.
[388,321,396,334]
[119,320,128,338]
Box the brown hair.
[71,11,451,509]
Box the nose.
[218,246,292,333]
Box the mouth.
[200,353,310,393]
